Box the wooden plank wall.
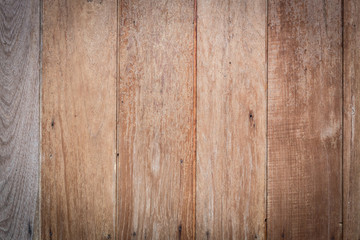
[0,1,40,239]
[41,0,117,239]
[2,0,360,239]
[267,0,342,239]
[196,0,266,239]
[344,0,360,239]
[117,0,195,239]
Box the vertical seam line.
[38,0,43,239]
[341,0,345,238]
[193,0,197,239]
[115,0,119,239]
[265,0,269,238]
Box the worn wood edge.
[343,0,360,238]
[31,1,42,239]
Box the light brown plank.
[196,1,266,239]
[344,0,360,239]
[267,0,342,239]
[41,0,117,239]
[117,0,195,239]
[0,1,40,239]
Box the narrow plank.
[344,0,360,239]
[0,1,40,239]
[41,0,117,239]
[117,0,195,239]
[267,0,342,239]
[196,0,266,239]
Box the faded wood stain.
[41,0,117,239]
[196,0,267,239]
[1,0,359,239]
[118,0,195,239]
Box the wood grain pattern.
[196,0,266,239]
[344,0,360,239]
[0,1,40,239]
[267,0,342,239]
[117,0,195,239]
[41,0,117,239]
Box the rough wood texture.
[267,0,342,239]
[0,1,40,239]
[117,0,195,239]
[344,0,360,239]
[196,0,266,239]
[41,0,117,239]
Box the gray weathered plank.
[0,1,40,239]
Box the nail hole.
[28,221,32,236]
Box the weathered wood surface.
[267,0,342,239]
[0,1,40,239]
[41,0,117,239]
[344,0,360,239]
[117,0,195,239]
[196,0,267,239]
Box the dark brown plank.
[0,1,40,239]
[196,0,267,239]
[117,0,195,239]
[267,0,342,239]
[344,0,360,239]
[41,0,117,239]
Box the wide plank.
[344,0,360,239]
[267,0,342,239]
[41,0,117,239]
[196,0,267,239]
[0,1,40,239]
[117,0,195,239]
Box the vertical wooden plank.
[117,0,195,239]
[344,0,360,239]
[0,1,40,239]
[267,0,342,239]
[196,0,266,239]
[41,0,117,239]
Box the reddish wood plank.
[267,0,342,239]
